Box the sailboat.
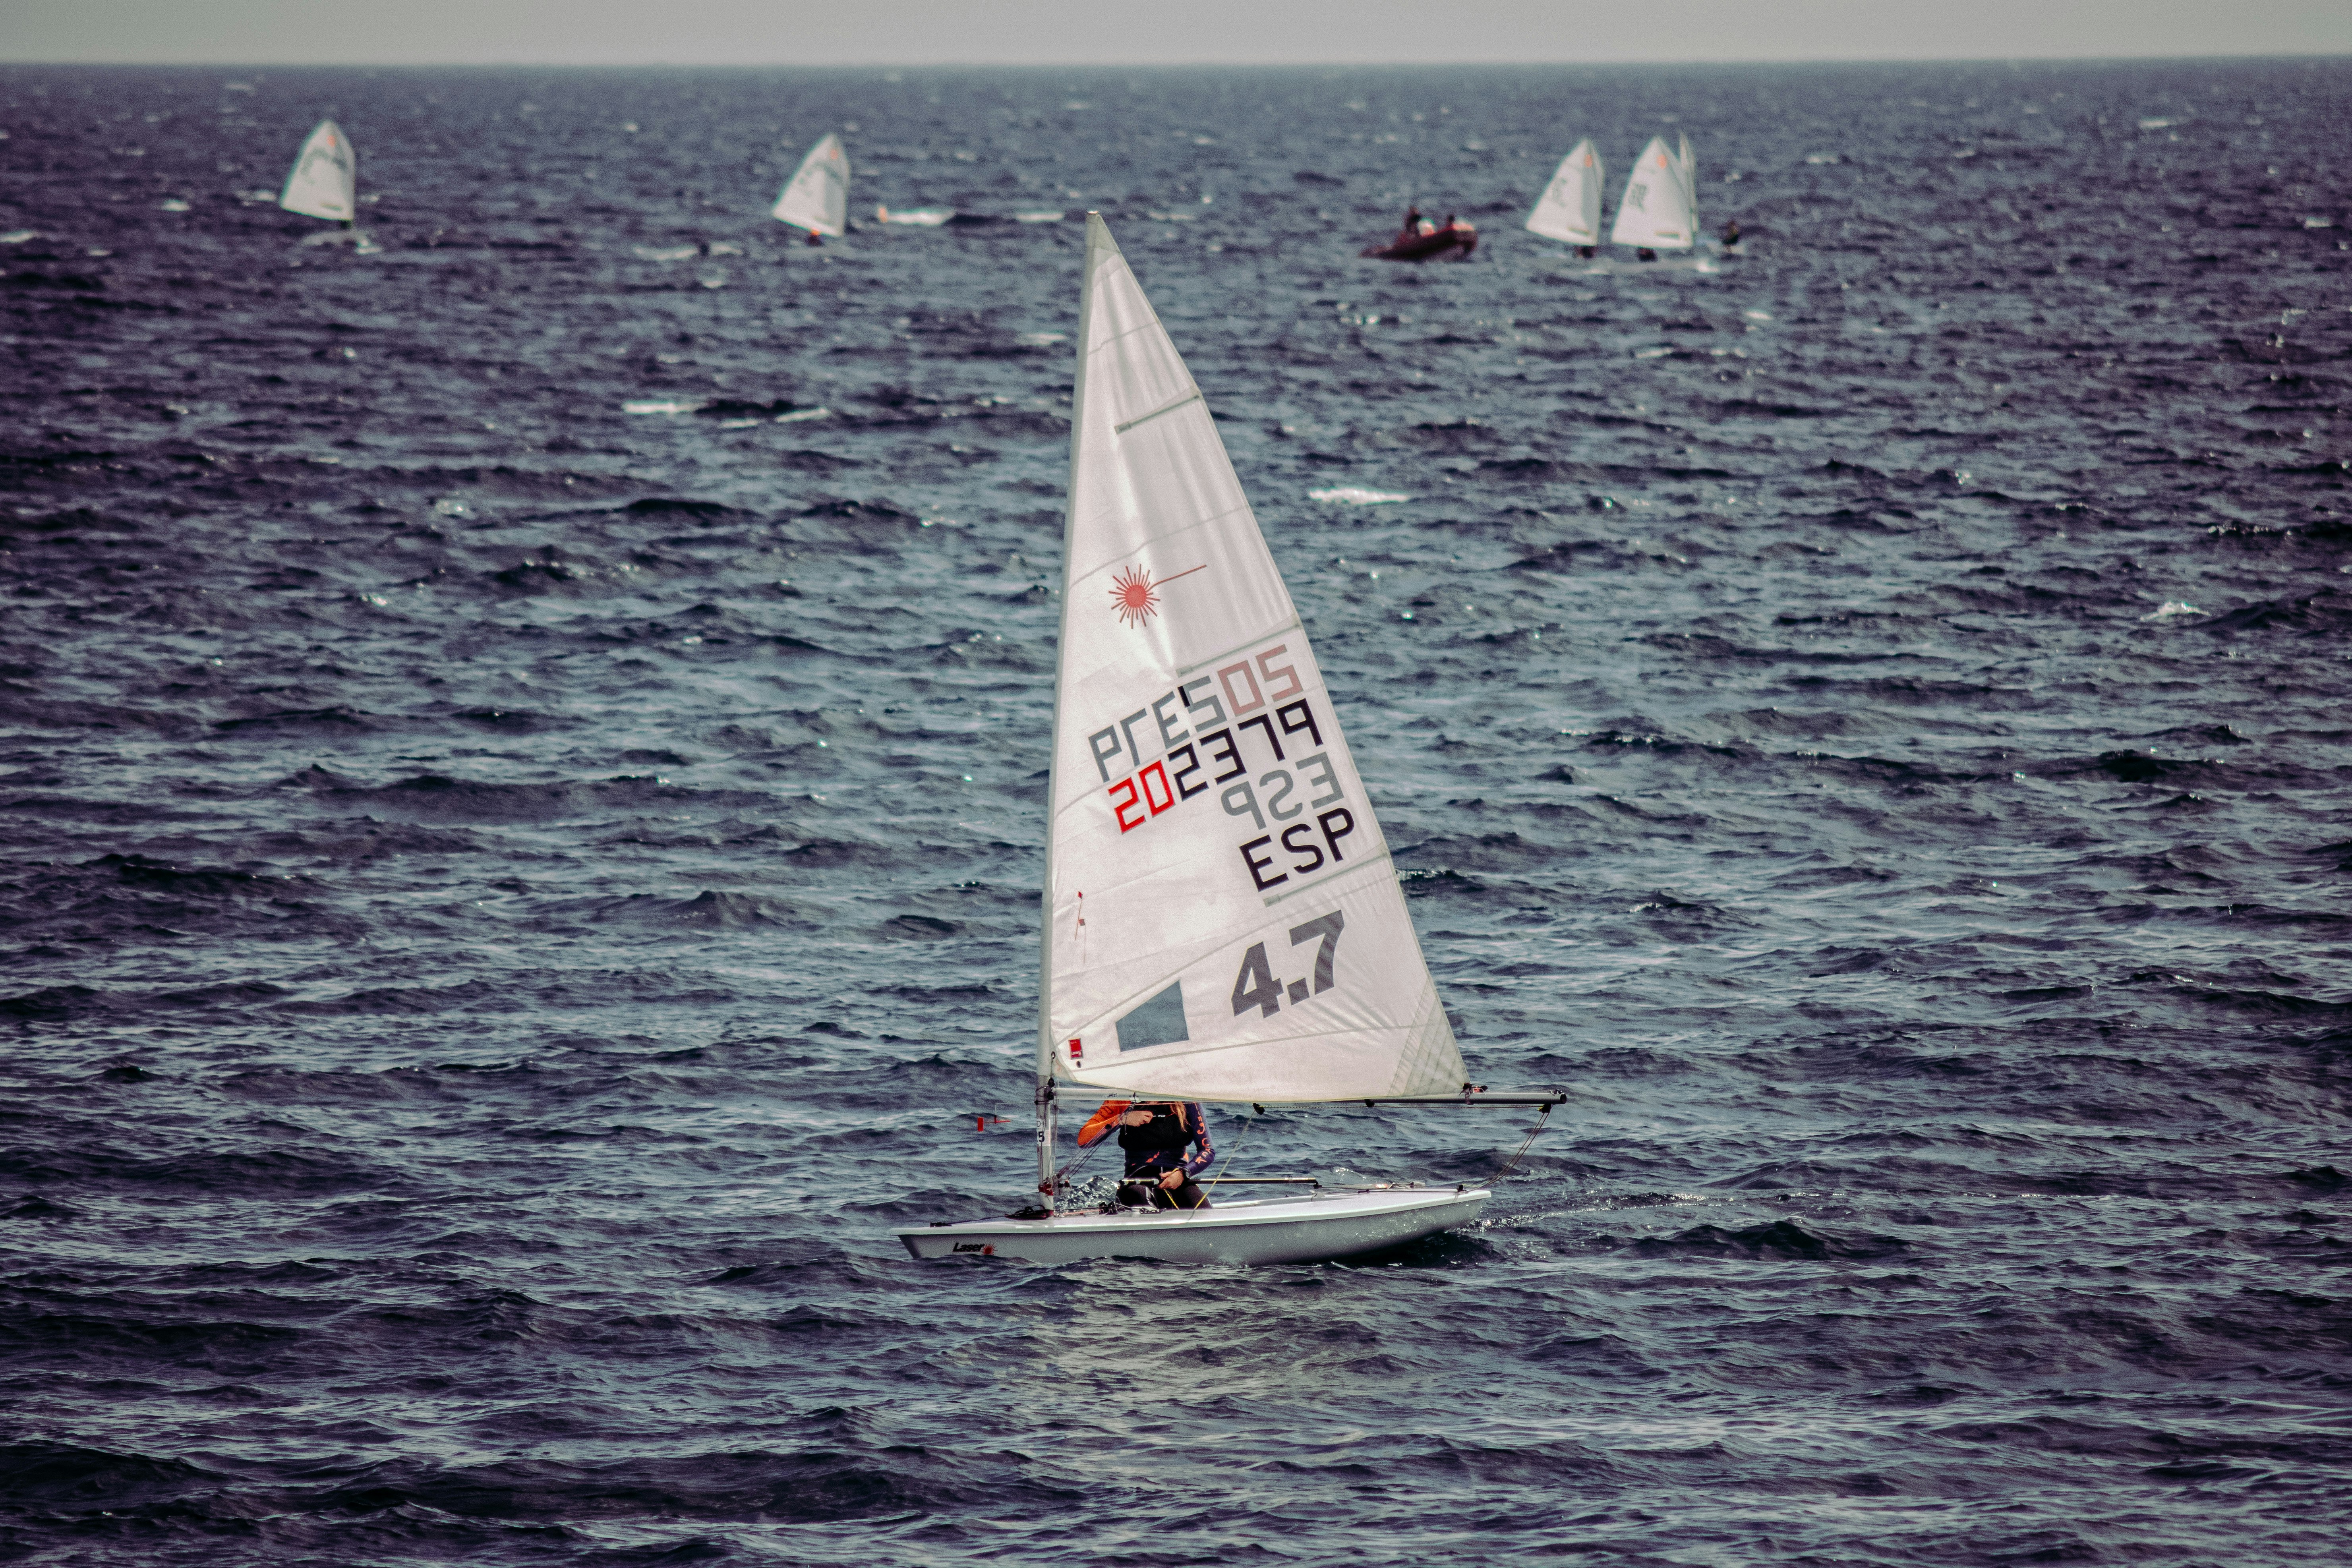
[895,215,1561,1266]
[1524,137,1605,249]
[279,120,357,228]
[1609,135,1697,254]
[772,133,849,244]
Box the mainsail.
[279,120,356,223]
[1609,135,1696,250]
[1525,138,1605,246]
[1039,215,1468,1104]
[772,133,849,236]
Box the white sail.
[1525,138,1605,246]
[1039,215,1468,1104]
[771,133,849,236]
[1609,135,1696,251]
[279,120,356,223]
[1675,133,1699,210]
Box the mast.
[1035,215,1113,1197]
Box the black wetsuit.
[1116,1102,1211,1210]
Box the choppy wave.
[2,57,2350,1568]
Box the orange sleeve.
[1076,1100,1132,1147]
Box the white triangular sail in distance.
[772,133,849,236]
[280,120,356,222]
[1525,138,1605,246]
[1675,134,1699,211]
[1609,135,1697,250]
[1039,215,1467,1104]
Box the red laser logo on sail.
[1108,563,1208,629]
[1109,565,1158,627]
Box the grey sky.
[6,0,2349,66]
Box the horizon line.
[6,51,2352,70]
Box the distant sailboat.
[1524,137,1605,249]
[279,120,357,226]
[1609,135,1696,255]
[772,133,849,244]
[896,214,1561,1266]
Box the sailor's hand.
[1158,1169,1186,1190]
[1120,1109,1155,1127]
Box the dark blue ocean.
[2,58,2349,1566]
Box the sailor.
[1636,247,1658,262]
[1721,218,1741,249]
[806,230,824,247]
[1077,1099,1214,1209]
[1577,244,1596,258]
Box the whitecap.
[2141,600,2203,621]
[623,400,702,415]
[774,407,831,423]
[1310,487,1411,506]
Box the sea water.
[2,60,2348,1566]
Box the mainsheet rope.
[1490,1103,1554,1182]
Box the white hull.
[896,1185,1486,1265]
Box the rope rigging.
[1026,1092,1556,1213]
[1490,1102,1554,1182]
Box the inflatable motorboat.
[1361,209,1477,262]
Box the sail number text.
[1085,642,1359,890]
[1232,911,1344,1019]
